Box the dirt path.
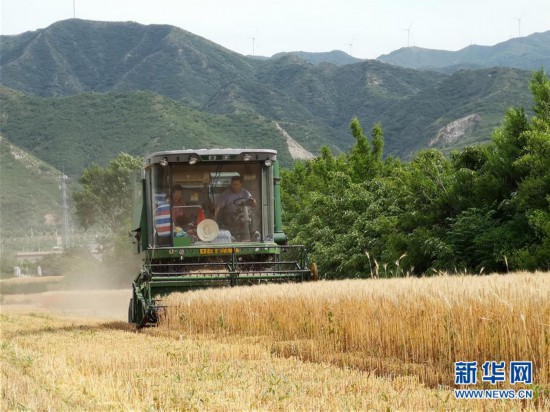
[1,289,131,321]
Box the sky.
[1,0,549,59]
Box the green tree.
[73,152,142,233]
[348,117,385,180]
[512,70,550,268]
[530,69,550,124]
[371,122,384,162]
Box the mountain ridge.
[0,19,541,171]
[377,31,550,73]
[271,50,363,66]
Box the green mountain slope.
[0,19,256,105]
[0,135,62,233]
[378,68,533,156]
[377,31,550,73]
[0,87,303,177]
[254,57,451,152]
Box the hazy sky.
[1,0,549,59]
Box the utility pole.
[60,174,70,248]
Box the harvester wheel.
[310,262,319,281]
[128,298,134,324]
[148,310,158,325]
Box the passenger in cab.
[170,184,192,227]
[155,185,193,240]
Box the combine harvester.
[129,149,317,327]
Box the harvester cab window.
[149,161,270,246]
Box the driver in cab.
[215,175,256,231]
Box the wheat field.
[1,272,549,410]
[160,272,550,386]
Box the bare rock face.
[275,122,315,160]
[430,114,481,147]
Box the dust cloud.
[1,248,139,321]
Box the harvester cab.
[129,149,317,327]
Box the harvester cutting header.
[129,149,317,327]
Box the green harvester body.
[129,149,315,327]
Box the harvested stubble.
[1,312,495,410]
[161,272,550,390]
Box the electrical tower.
[60,174,70,248]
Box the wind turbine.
[514,11,525,37]
[402,22,414,47]
[514,16,522,37]
[252,37,255,56]
[347,34,356,56]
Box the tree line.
[281,70,550,277]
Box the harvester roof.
[144,149,277,167]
